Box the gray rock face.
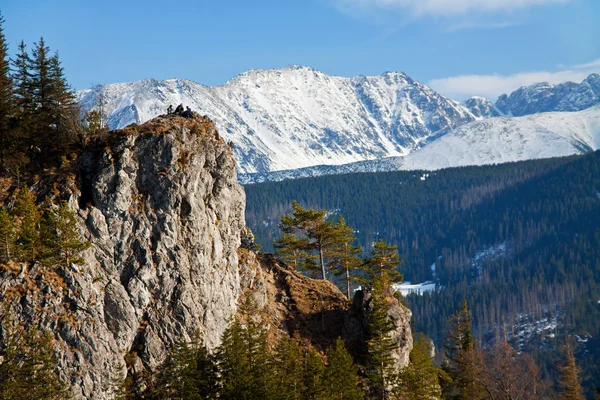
[2,115,246,399]
[463,96,501,118]
[495,73,600,116]
[344,289,413,370]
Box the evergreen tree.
[362,239,403,287]
[275,232,318,277]
[272,336,304,399]
[0,208,15,263]
[0,317,71,400]
[367,275,399,400]
[11,40,34,162]
[152,335,219,400]
[277,201,338,280]
[40,201,90,268]
[0,12,13,169]
[441,300,485,400]
[323,337,363,400]
[301,347,326,400]
[328,216,363,300]
[397,333,443,400]
[217,294,275,400]
[13,188,40,263]
[556,342,584,400]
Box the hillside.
[244,152,600,396]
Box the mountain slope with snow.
[495,73,600,116]
[239,105,600,183]
[400,104,600,170]
[78,66,475,174]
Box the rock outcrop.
[2,114,245,398]
[1,114,413,399]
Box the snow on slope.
[399,104,600,170]
[240,105,600,184]
[78,66,475,174]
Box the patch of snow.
[393,281,437,296]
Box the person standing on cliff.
[167,104,173,114]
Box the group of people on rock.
[167,103,193,118]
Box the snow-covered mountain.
[462,96,501,118]
[240,105,600,183]
[78,66,475,174]
[79,68,600,183]
[495,73,600,116]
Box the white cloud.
[333,0,572,16]
[428,59,600,100]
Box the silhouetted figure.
[167,104,173,114]
[174,103,184,114]
[182,106,193,118]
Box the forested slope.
[245,151,600,396]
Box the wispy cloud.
[428,59,600,100]
[445,20,522,32]
[332,0,572,17]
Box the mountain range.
[78,68,600,181]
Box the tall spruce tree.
[323,337,363,400]
[40,201,90,268]
[217,294,275,400]
[397,333,443,400]
[275,232,318,277]
[301,347,326,400]
[556,342,584,400]
[367,275,399,400]
[362,239,403,287]
[441,300,485,400]
[272,336,304,399]
[328,216,363,300]
[13,188,40,263]
[152,335,219,400]
[0,317,71,400]
[0,12,13,169]
[12,40,34,161]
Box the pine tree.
[275,232,318,277]
[277,201,338,280]
[12,40,34,161]
[556,342,584,400]
[301,347,326,400]
[40,201,90,268]
[217,294,275,400]
[0,317,71,400]
[328,216,363,300]
[441,300,485,400]
[0,208,15,263]
[367,275,399,400]
[0,12,13,169]
[362,239,403,287]
[397,333,443,400]
[152,335,219,400]
[323,337,363,400]
[272,336,304,399]
[13,188,40,263]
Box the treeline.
[244,152,600,397]
[0,11,106,178]
[116,294,586,400]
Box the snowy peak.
[463,96,502,118]
[79,67,477,174]
[495,73,600,116]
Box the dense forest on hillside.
[245,152,600,397]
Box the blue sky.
[2,0,599,99]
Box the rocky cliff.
[0,114,412,399]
